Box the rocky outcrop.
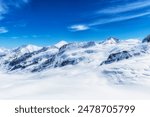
[142,35,150,43]
[101,51,132,65]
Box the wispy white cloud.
[69,11,150,31]
[0,0,29,34]
[97,0,150,14]
[90,11,150,26]
[23,0,29,3]
[69,24,89,31]
[69,0,150,31]
[0,27,8,34]
[0,0,29,20]
[0,0,8,20]
[10,0,30,8]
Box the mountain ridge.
[0,35,150,73]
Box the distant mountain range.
[0,34,150,73]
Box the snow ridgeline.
[0,36,150,73]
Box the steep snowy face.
[0,41,99,72]
[142,34,150,43]
[55,41,97,67]
[102,37,119,44]
[28,41,97,71]
[12,44,42,55]
[6,46,59,72]
[101,42,150,65]
[0,45,43,71]
[55,41,68,48]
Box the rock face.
[100,43,150,65]
[142,35,150,43]
[101,51,132,65]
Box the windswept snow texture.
[0,38,150,99]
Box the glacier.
[0,36,150,99]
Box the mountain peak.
[55,40,68,48]
[103,37,119,44]
[14,44,42,54]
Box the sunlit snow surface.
[0,39,150,99]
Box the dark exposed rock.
[82,42,96,48]
[142,35,150,43]
[55,57,84,68]
[84,50,96,54]
[101,51,132,65]
[10,65,24,71]
[59,42,96,55]
[9,53,32,66]
[31,55,56,72]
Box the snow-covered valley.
[0,36,150,99]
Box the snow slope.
[54,40,68,48]
[0,37,150,99]
[0,48,9,56]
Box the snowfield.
[0,36,150,99]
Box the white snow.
[13,44,42,55]
[0,39,150,99]
[55,40,68,48]
[0,61,150,99]
[102,37,119,45]
[0,48,9,55]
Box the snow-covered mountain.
[54,40,68,48]
[0,36,150,73]
[101,37,119,44]
[0,48,9,56]
[0,41,97,72]
[12,44,42,55]
[0,35,150,99]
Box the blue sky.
[0,0,150,48]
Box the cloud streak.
[0,0,8,20]
[69,24,90,31]
[0,0,29,20]
[69,0,150,31]
[97,0,150,14]
[90,11,150,26]
[0,27,8,34]
[0,0,29,34]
